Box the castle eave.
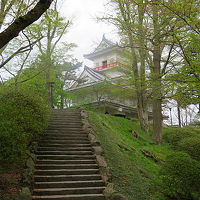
[84,46,118,60]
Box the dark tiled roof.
[84,35,117,58]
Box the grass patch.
[88,111,173,200]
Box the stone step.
[44,133,87,137]
[36,151,93,156]
[36,160,96,165]
[49,118,82,120]
[43,133,88,137]
[34,174,102,182]
[50,116,82,118]
[49,119,82,122]
[34,180,105,189]
[52,112,80,114]
[51,116,81,119]
[38,144,91,148]
[42,136,88,141]
[37,147,92,152]
[40,138,88,142]
[49,123,83,126]
[39,139,89,144]
[48,123,83,125]
[44,130,86,134]
[41,133,88,140]
[39,140,90,145]
[48,122,83,126]
[47,127,85,130]
[35,169,99,176]
[36,155,96,160]
[49,119,82,121]
[53,109,80,111]
[33,186,105,196]
[32,193,106,200]
[52,111,80,114]
[43,135,87,138]
[48,126,83,129]
[44,132,87,136]
[46,128,84,132]
[47,128,83,131]
[35,164,99,170]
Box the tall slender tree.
[26,0,71,105]
[102,0,150,133]
[104,0,182,143]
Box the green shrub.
[177,136,200,161]
[160,152,200,199]
[0,87,51,167]
[162,127,198,146]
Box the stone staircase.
[32,109,106,200]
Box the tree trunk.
[60,84,64,109]
[60,95,64,109]
[152,2,162,144]
[118,0,149,133]
[185,108,187,126]
[137,1,149,133]
[152,98,162,143]
[177,103,181,127]
[46,70,51,106]
[130,45,149,133]
[137,93,149,132]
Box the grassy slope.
[88,111,174,200]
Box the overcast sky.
[60,0,117,67]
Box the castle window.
[102,60,107,66]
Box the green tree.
[101,0,150,133]
[104,0,180,143]
[23,0,74,106]
[158,0,200,111]
[54,59,82,108]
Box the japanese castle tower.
[69,35,140,118]
[70,35,126,88]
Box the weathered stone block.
[88,133,100,146]
[92,146,104,155]
[103,183,114,198]
[96,155,107,167]
[110,193,127,200]
[26,157,35,171]
[99,166,112,183]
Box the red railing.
[93,61,122,71]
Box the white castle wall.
[93,51,118,67]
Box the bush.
[162,127,198,146]
[160,152,200,199]
[177,136,200,161]
[0,87,51,167]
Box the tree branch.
[13,67,47,85]
[0,37,43,69]
[0,0,53,49]
[161,42,174,74]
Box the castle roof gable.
[93,35,116,53]
[84,35,117,59]
[69,66,108,90]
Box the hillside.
[87,111,174,200]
